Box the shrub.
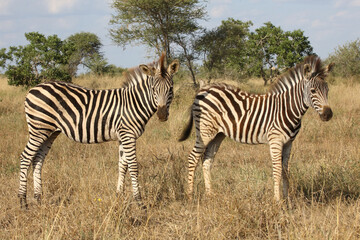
[327,39,360,80]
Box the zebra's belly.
[58,125,118,144]
[223,122,268,145]
[231,134,268,145]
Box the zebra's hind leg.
[202,133,225,197]
[281,141,293,201]
[19,149,32,209]
[18,129,57,209]
[32,131,60,205]
[187,131,217,200]
[187,142,205,200]
[19,142,41,209]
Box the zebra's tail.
[178,108,193,142]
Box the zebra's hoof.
[34,194,42,205]
[18,195,28,210]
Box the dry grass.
[1,75,360,239]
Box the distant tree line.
[1,0,359,87]
[0,32,125,87]
[109,0,313,85]
[195,19,314,85]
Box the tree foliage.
[196,18,252,80]
[248,22,313,84]
[0,32,108,87]
[196,20,313,84]
[327,39,360,78]
[66,32,104,77]
[1,32,72,87]
[110,0,207,59]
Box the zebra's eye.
[310,89,316,94]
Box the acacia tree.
[109,0,207,85]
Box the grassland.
[0,74,359,239]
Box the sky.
[0,0,359,69]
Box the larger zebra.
[179,56,334,202]
[18,53,179,208]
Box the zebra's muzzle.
[320,106,333,121]
[157,105,168,122]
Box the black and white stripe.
[18,53,179,208]
[179,56,334,201]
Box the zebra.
[18,53,179,208]
[179,56,334,202]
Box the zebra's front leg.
[282,141,293,200]
[269,139,284,202]
[120,137,143,206]
[116,143,128,194]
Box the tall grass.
[0,75,359,239]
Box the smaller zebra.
[179,56,334,202]
[18,53,179,208]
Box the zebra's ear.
[303,64,312,79]
[139,65,155,77]
[168,59,180,75]
[324,62,335,75]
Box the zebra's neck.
[120,76,158,136]
[272,79,309,127]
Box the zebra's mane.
[269,55,325,94]
[121,53,166,88]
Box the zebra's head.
[139,53,179,122]
[303,61,335,121]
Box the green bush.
[327,39,360,80]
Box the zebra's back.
[25,81,121,144]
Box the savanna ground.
[0,73,360,239]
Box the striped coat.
[180,56,334,201]
[18,53,179,208]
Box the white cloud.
[45,0,79,14]
[210,5,228,18]
[311,19,325,28]
[350,0,360,6]
[54,18,73,30]
[272,0,295,2]
[0,20,15,31]
[0,0,12,15]
[334,0,360,7]
[335,10,348,17]
[329,10,357,21]
[210,0,232,3]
